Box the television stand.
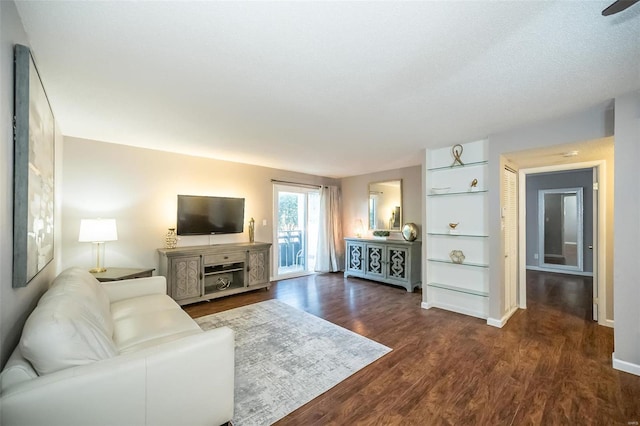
[158,242,271,306]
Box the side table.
[91,267,155,282]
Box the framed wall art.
[13,44,55,288]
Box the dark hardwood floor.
[184,271,640,425]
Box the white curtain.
[315,185,343,273]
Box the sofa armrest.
[1,327,235,426]
[101,276,167,302]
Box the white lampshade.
[78,218,118,243]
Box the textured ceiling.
[504,137,614,169]
[15,1,640,178]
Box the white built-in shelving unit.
[422,140,490,319]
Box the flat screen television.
[177,195,245,236]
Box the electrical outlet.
[534,253,538,259]
[262,219,267,226]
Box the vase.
[248,218,255,243]
[165,228,178,249]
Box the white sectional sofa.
[0,267,234,426]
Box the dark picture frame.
[13,44,55,288]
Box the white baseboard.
[526,265,593,277]
[603,319,614,328]
[486,317,503,328]
[424,301,487,320]
[487,306,519,328]
[612,352,640,377]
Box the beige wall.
[61,137,339,274]
[0,1,64,367]
[341,166,422,239]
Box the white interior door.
[503,167,518,312]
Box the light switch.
[262,219,267,226]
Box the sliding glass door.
[273,184,320,279]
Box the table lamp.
[78,218,118,273]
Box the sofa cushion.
[110,294,179,321]
[113,308,201,353]
[39,267,114,337]
[118,329,202,354]
[19,294,118,376]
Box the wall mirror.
[538,187,584,271]
[368,180,402,231]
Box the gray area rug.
[195,299,391,426]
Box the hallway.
[526,269,593,320]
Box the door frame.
[272,183,320,280]
[518,160,608,326]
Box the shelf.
[427,232,488,238]
[427,160,488,172]
[427,258,488,268]
[203,282,246,297]
[427,282,488,297]
[204,262,244,275]
[424,141,490,319]
[428,189,487,197]
[204,267,244,276]
[204,269,244,294]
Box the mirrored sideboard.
[344,237,421,292]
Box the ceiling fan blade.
[602,0,640,16]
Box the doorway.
[273,184,320,279]
[518,163,604,324]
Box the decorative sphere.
[401,223,419,241]
[449,250,465,264]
